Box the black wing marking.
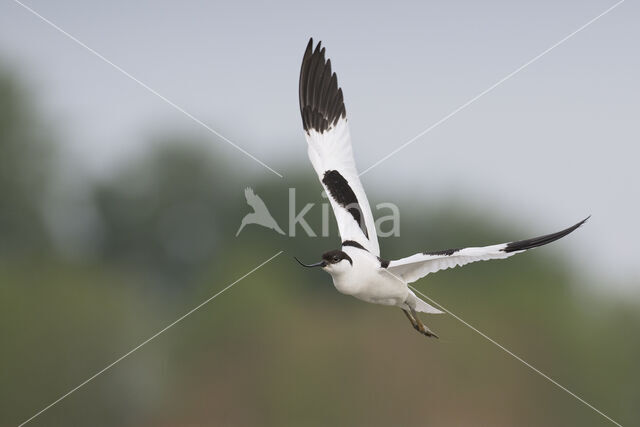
[342,240,367,251]
[322,170,367,237]
[423,248,460,256]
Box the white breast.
[331,248,408,307]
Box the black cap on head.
[321,250,352,266]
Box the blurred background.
[1,1,638,426]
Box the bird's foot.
[403,308,439,339]
[418,324,439,339]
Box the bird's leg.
[409,307,439,339]
[402,309,419,331]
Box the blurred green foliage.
[0,69,52,257]
[0,66,638,426]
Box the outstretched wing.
[299,38,379,255]
[387,217,589,283]
[244,187,267,211]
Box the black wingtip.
[303,38,314,59]
[502,216,590,254]
[299,38,346,134]
[572,215,591,229]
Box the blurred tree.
[0,66,53,257]
[91,139,238,284]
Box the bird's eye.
[333,256,340,262]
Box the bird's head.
[295,249,353,276]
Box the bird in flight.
[236,187,285,236]
[295,38,588,338]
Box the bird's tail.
[407,290,444,314]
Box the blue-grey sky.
[1,0,638,289]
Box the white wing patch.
[388,244,511,284]
[305,118,379,254]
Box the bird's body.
[295,38,587,338]
[332,246,407,306]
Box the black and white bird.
[295,38,588,338]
